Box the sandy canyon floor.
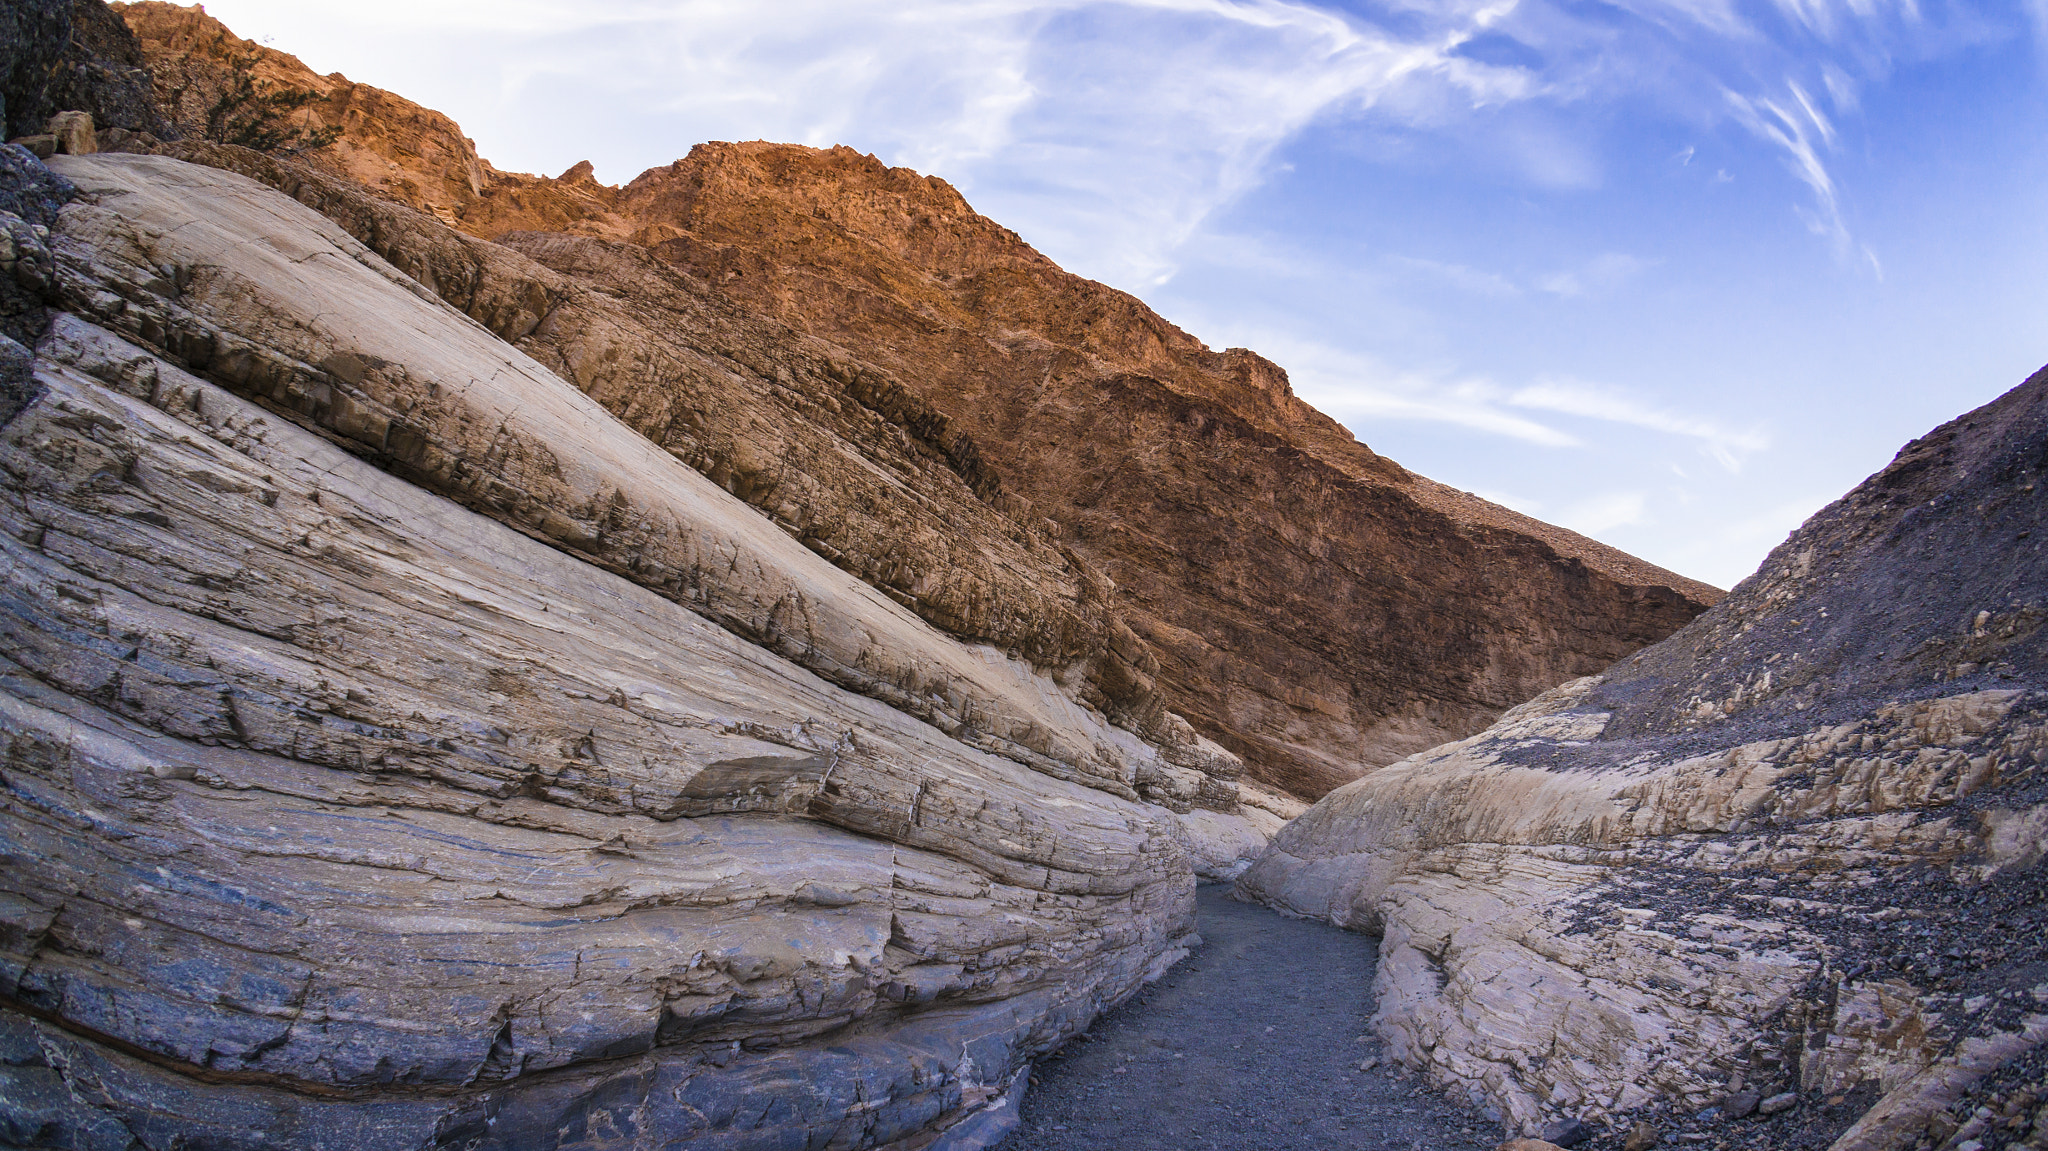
[1002,885,1494,1151]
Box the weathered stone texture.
[3,0,169,141]
[1241,367,2048,1148]
[0,153,1223,1148]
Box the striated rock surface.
[0,151,1224,1149]
[1241,366,2048,1148]
[113,1,1719,799]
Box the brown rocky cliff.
[114,1,489,219]
[534,144,1721,796]
[115,3,1721,797]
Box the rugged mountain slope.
[1241,367,2048,1150]
[112,1,1719,798]
[0,146,1217,1151]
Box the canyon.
[0,3,2039,1150]
[1242,367,2048,1148]
[111,0,1719,800]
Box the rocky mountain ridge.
[110,0,1718,798]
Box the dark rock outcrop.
[2,0,170,141]
[1241,365,2048,1149]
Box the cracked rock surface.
[0,153,1228,1149]
[1240,364,2048,1151]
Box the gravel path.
[998,884,1495,1151]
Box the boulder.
[0,151,1204,1149]
[1241,363,2048,1148]
[45,108,94,154]
[122,137,1267,823]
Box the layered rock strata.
[112,1,1720,798]
[0,150,1215,1149]
[1241,367,2048,1149]
[125,136,1250,821]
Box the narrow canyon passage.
[1000,885,1494,1151]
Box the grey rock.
[1758,1093,1799,1116]
[2,0,172,140]
[0,153,1206,1149]
[0,142,71,349]
[1239,358,2048,1142]
[1723,1088,1760,1120]
[0,140,74,227]
[1542,1117,1591,1146]
[0,0,71,139]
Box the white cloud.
[1213,330,1584,446]
[217,0,1547,288]
[1508,376,1769,470]
[209,0,1965,288]
[1724,82,1853,255]
[1388,254,1522,297]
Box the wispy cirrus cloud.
[215,0,1545,287]
[214,0,2004,289]
[1197,326,1769,467]
[1234,334,1585,447]
[1508,377,1770,470]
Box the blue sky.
[205,0,2048,588]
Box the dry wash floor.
[999,884,1494,1151]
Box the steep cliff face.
[0,147,1219,1151]
[2,0,168,141]
[112,2,1720,799]
[556,142,1719,799]
[1240,367,2048,1149]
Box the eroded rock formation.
[1241,368,2048,1150]
[0,5,1752,1147]
[0,148,1223,1150]
[111,1,1719,798]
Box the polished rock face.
[113,0,1720,799]
[0,153,1218,1149]
[1240,367,2048,1148]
